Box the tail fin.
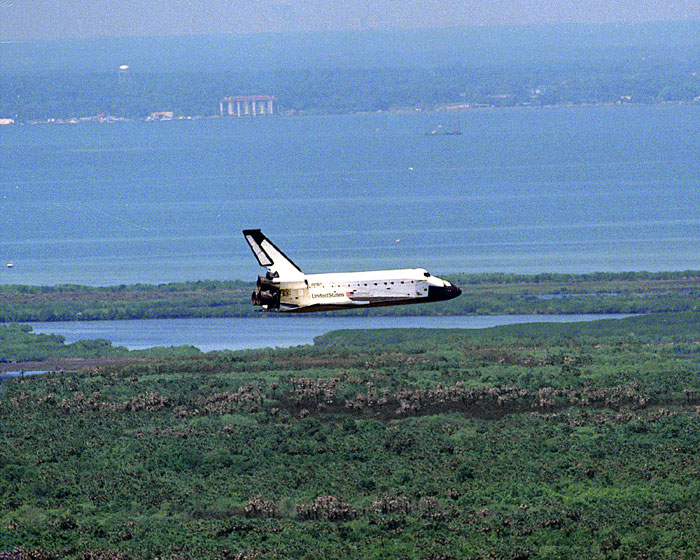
[242,230,305,280]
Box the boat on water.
[425,125,462,136]
[6,262,13,268]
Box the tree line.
[2,60,699,121]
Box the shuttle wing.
[243,229,305,281]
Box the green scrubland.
[1,311,699,559]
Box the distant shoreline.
[4,99,698,127]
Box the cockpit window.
[424,272,431,277]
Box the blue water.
[28,314,631,352]
[1,104,699,286]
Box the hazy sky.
[1,0,699,40]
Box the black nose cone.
[445,284,462,300]
[428,283,462,301]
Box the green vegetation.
[0,280,251,323]
[0,323,127,363]
[4,60,700,121]
[0,323,201,364]
[1,271,699,322]
[2,312,699,558]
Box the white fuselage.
[272,268,456,312]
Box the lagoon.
[29,314,631,352]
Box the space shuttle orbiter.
[243,229,461,313]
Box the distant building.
[147,111,174,121]
[220,95,275,117]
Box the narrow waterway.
[28,314,632,352]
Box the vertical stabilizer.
[242,230,305,280]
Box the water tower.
[118,64,130,85]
